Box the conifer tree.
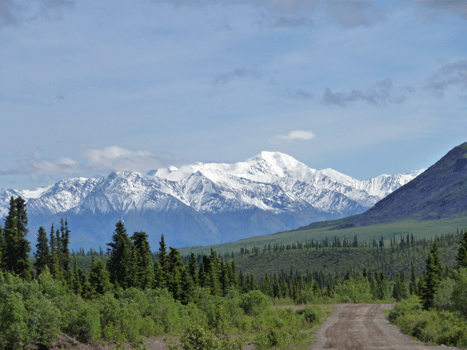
[422,241,443,310]
[456,230,467,268]
[3,196,32,280]
[152,260,164,289]
[167,247,184,299]
[72,256,82,296]
[181,267,196,304]
[198,255,208,288]
[207,248,221,296]
[90,257,112,296]
[158,234,168,287]
[132,231,154,289]
[219,259,230,295]
[48,224,60,279]
[187,252,198,286]
[409,261,418,295]
[33,226,50,276]
[59,218,71,274]
[107,221,136,289]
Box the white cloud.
[271,130,315,143]
[0,146,179,177]
[84,146,164,172]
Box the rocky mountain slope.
[0,151,422,249]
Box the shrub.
[239,290,269,317]
[254,329,287,350]
[296,307,319,323]
[433,278,455,311]
[452,268,467,316]
[65,296,101,343]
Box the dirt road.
[312,304,459,350]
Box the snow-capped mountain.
[0,152,423,250]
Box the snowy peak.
[0,152,423,220]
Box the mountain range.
[0,151,423,250]
[299,142,467,233]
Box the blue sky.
[0,0,466,189]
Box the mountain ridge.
[0,151,423,249]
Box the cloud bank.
[322,78,408,107]
[426,60,467,98]
[0,146,178,177]
[0,0,74,27]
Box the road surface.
[312,304,459,350]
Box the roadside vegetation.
[0,195,466,349]
[388,231,467,348]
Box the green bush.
[0,274,61,349]
[452,268,467,316]
[254,329,287,349]
[0,292,29,350]
[65,296,101,343]
[239,290,269,317]
[434,278,455,311]
[145,288,183,333]
[296,306,319,323]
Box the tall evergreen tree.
[409,261,418,295]
[207,248,221,296]
[72,256,82,296]
[187,252,198,287]
[107,221,136,289]
[33,226,50,276]
[158,234,168,286]
[48,224,60,280]
[131,231,154,289]
[152,260,164,289]
[90,257,112,296]
[59,218,71,274]
[181,267,196,304]
[422,241,443,310]
[167,247,184,299]
[3,196,32,280]
[456,230,467,268]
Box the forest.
[0,196,466,349]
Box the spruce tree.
[131,231,154,289]
[423,250,441,309]
[207,248,221,296]
[90,257,112,296]
[107,221,136,289]
[3,196,32,280]
[456,230,467,268]
[59,218,71,274]
[158,234,168,287]
[33,226,50,276]
[187,252,198,287]
[409,261,418,295]
[48,224,60,280]
[72,256,82,296]
[181,267,196,304]
[167,247,184,299]
[152,260,164,289]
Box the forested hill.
[300,142,467,232]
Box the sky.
[0,0,466,190]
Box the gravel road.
[312,304,460,350]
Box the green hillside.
[178,213,467,257]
